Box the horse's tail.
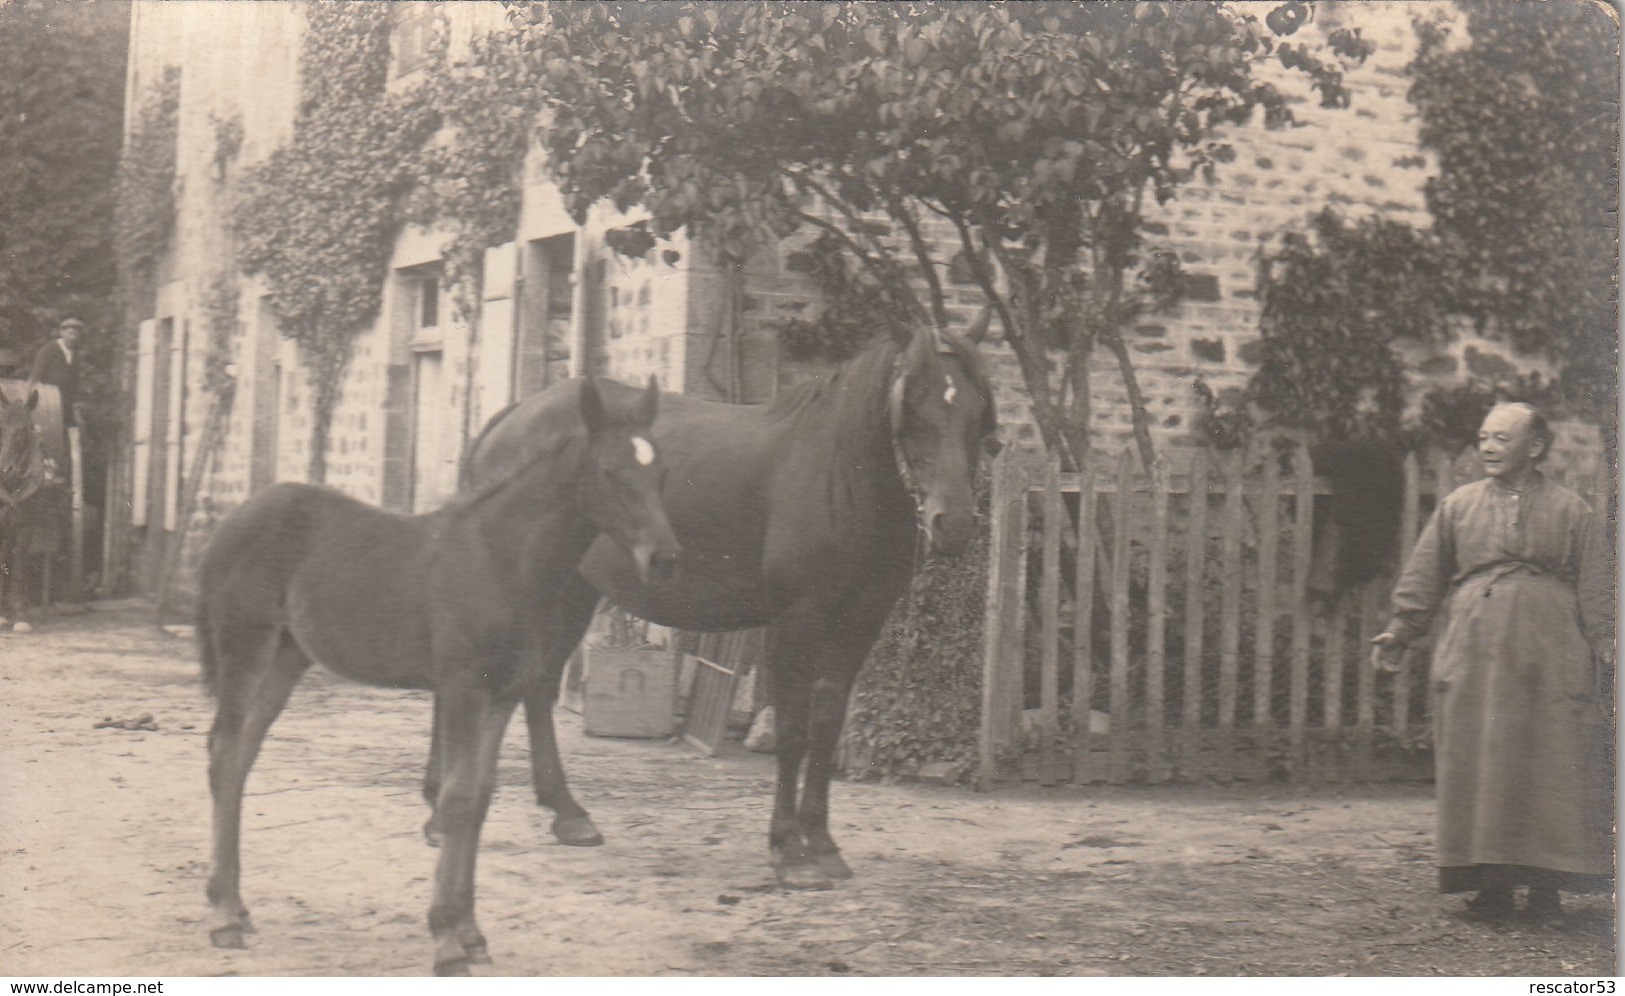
[460,400,521,491]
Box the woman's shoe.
[1460,887,1515,922]
[1525,887,1563,922]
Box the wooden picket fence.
[977,440,1612,788]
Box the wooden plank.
[1289,442,1314,774]
[1400,452,1422,561]
[1108,448,1134,784]
[978,446,1018,789]
[1218,447,1245,776]
[1146,455,1170,781]
[1181,448,1209,767]
[1356,582,1379,779]
[1391,451,1423,737]
[1255,443,1279,732]
[1039,454,1062,785]
[1071,453,1101,783]
[999,455,1030,782]
[1324,592,1346,732]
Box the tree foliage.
[0,0,127,367]
[1245,0,1619,447]
[512,0,1367,468]
[1411,0,1618,422]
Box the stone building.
[115,1,1589,604]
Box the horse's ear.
[640,376,660,425]
[579,377,605,435]
[966,303,994,345]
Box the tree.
[0,0,127,410]
[512,1,1369,468]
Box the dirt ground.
[0,602,1616,978]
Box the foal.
[197,377,677,975]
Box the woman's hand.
[1369,631,1405,673]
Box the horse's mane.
[762,326,995,441]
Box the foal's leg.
[422,579,600,847]
[427,684,517,977]
[522,576,601,845]
[206,629,310,948]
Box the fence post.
[978,445,1027,790]
[1039,453,1063,785]
[1217,446,1245,776]
[1255,441,1280,738]
[1290,441,1314,776]
[1108,447,1134,784]
[1072,450,1101,784]
[1182,448,1209,775]
[1146,454,1170,781]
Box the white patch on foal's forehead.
[631,436,655,466]
[943,382,958,405]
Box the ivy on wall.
[230,4,544,482]
[233,4,435,482]
[1232,2,1618,453]
[412,31,544,315]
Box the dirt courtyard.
[1,602,1616,978]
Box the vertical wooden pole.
[1071,451,1099,784]
[1146,454,1170,781]
[1218,447,1245,777]
[1324,591,1347,781]
[1393,451,1422,737]
[1108,448,1133,784]
[1182,449,1209,772]
[1289,442,1314,775]
[1039,454,1062,785]
[1255,443,1280,734]
[979,446,1018,790]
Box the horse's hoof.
[422,821,443,849]
[209,925,248,949]
[465,945,492,966]
[773,862,835,891]
[433,958,471,977]
[551,815,604,847]
[813,851,853,880]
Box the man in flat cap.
[30,317,84,426]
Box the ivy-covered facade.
[116,1,1609,612]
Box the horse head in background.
[0,383,57,625]
[0,384,43,511]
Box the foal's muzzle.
[633,542,681,584]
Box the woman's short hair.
[1490,402,1553,463]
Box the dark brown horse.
[0,381,60,624]
[461,321,996,888]
[198,377,679,975]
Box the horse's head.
[576,376,681,583]
[0,386,42,509]
[888,312,999,556]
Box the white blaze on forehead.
[631,436,655,466]
[943,382,958,405]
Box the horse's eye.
[983,436,1005,458]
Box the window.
[390,3,439,79]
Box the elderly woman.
[1372,403,1615,921]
